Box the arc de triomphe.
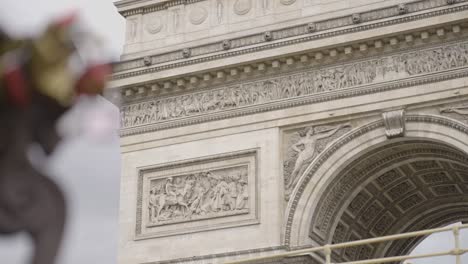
[109,0,468,263]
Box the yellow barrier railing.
[225,223,468,264]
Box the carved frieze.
[120,41,468,130]
[147,165,249,226]
[282,123,352,198]
[136,150,258,239]
[115,1,468,76]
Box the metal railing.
[225,223,468,264]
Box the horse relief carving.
[121,42,468,129]
[148,166,249,225]
[283,123,351,198]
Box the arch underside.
[309,139,468,262]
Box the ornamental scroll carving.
[148,166,249,225]
[121,41,468,129]
[382,109,405,138]
[283,123,351,198]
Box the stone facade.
[110,0,468,263]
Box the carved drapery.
[283,123,352,197]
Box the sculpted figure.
[153,177,190,221]
[236,179,248,210]
[286,123,351,190]
[148,188,158,222]
[212,178,229,211]
[441,105,468,115]
[147,167,250,224]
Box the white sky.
[0,0,466,263]
[0,0,124,263]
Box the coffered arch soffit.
[285,114,468,253]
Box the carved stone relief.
[261,0,271,13]
[145,16,164,34]
[116,0,468,76]
[147,166,249,225]
[234,0,252,15]
[169,8,181,34]
[280,0,297,5]
[382,109,405,138]
[189,6,208,25]
[440,103,468,124]
[136,150,258,239]
[126,18,138,42]
[120,41,468,129]
[283,123,352,197]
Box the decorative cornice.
[112,0,468,79]
[116,0,205,17]
[119,38,468,136]
[284,114,468,246]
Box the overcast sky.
[0,0,124,263]
[0,0,466,264]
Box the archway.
[286,115,468,262]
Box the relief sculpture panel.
[121,41,468,130]
[148,166,249,226]
[136,150,258,239]
[283,123,352,198]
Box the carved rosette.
[234,0,252,16]
[189,6,208,25]
[145,17,163,34]
[120,41,468,132]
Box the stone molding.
[141,245,286,264]
[119,39,468,136]
[284,114,468,246]
[115,21,468,102]
[135,149,259,239]
[382,109,406,138]
[112,1,468,77]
